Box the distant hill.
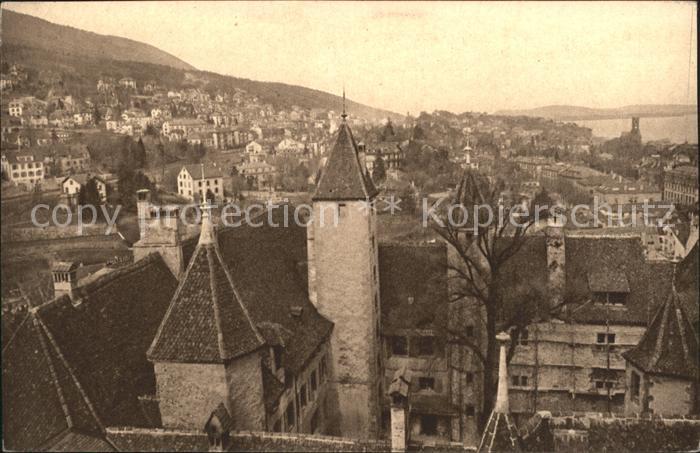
[495,104,698,121]
[1,9,195,70]
[0,10,401,121]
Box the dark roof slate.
[148,241,264,363]
[563,236,673,325]
[2,253,179,451]
[313,122,378,201]
[216,208,333,374]
[378,243,448,333]
[623,289,699,380]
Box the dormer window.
[588,271,629,305]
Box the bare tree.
[431,170,552,430]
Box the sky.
[3,1,697,115]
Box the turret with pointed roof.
[623,280,699,416]
[313,114,378,201]
[148,203,267,430]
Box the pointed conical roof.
[148,236,265,363]
[313,121,378,201]
[623,289,699,380]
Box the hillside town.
[2,4,699,453]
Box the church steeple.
[341,87,347,121]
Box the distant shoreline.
[563,112,698,122]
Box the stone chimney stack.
[545,214,565,306]
[388,367,411,452]
[52,261,79,299]
[133,190,185,278]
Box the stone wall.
[225,352,266,431]
[549,413,700,453]
[312,200,380,438]
[154,362,228,429]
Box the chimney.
[545,215,565,306]
[388,367,411,452]
[133,192,184,278]
[52,261,79,299]
[137,189,153,240]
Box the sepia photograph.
[0,1,698,452]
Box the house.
[0,150,45,188]
[177,163,225,201]
[379,243,479,444]
[663,166,699,207]
[245,140,265,159]
[503,227,675,420]
[234,161,276,190]
[8,98,24,117]
[162,118,210,137]
[73,111,94,127]
[54,145,91,176]
[61,173,108,202]
[276,138,305,154]
[119,77,137,89]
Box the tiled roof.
[2,253,179,451]
[492,233,672,325]
[313,122,378,201]
[216,207,333,374]
[378,243,448,333]
[623,289,699,380]
[147,240,265,363]
[2,316,101,451]
[587,269,630,293]
[563,236,673,325]
[181,163,224,180]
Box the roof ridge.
[33,317,74,430]
[74,253,166,299]
[1,310,30,354]
[650,301,670,368]
[147,246,203,360]
[205,246,229,360]
[35,315,106,432]
[212,239,265,347]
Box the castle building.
[308,111,383,438]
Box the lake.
[575,114,698,144]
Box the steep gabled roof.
[2,253,176,451]
[147,240,265,363]
[216,206,333,374]
[2,316,102,451]
[623,289,699,380]
[379,243,448,333]
[313,121,378,201]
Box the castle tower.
[148,204,266,430]
[309,107,382,438]
[133,189,185,278]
